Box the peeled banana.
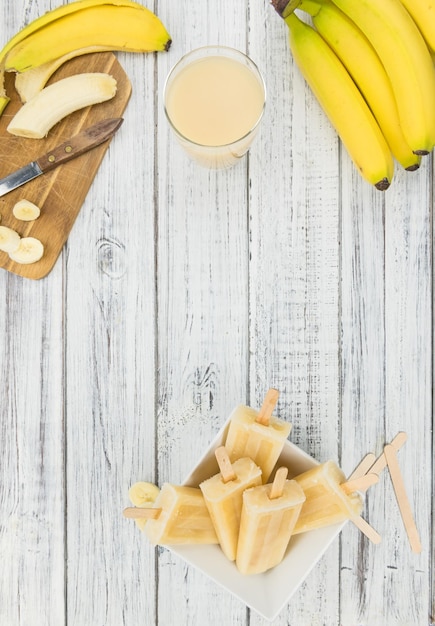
[7,73,117,138]
[0,0,171,114]
[284,12,394,189]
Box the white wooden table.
[1,2,433,625]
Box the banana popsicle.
[123,483,219,545]
[199,446,262,561]
[236,467,306,575]
[292,460,377,534]
[224,388,291,483]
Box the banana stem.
[271,0,303,18]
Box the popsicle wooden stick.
[384,443,422,554]
[123,507,161,520]
[348,453,377,481]
[340,472,379,495]
[347,455,381,543]
[215,446,237,483]
[269,466,288,499]
[351,515,381,544]
[256,388,279,426]
[368,431,408,477]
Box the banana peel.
[0,96,9,115]
[0,0,171,114]
[5,4,171,73]
[15,47,110,102]
[0,0,129,108]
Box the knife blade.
[0,117,123,198]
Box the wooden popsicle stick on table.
[340,470,381,543]
[348,453,377,480]
[384,443,422,554]
[368,431,408,477]
[351,515,381,544]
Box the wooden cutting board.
[0,51,132,279]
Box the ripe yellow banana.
[283,12,394,190]
[299,0,420,171]
[7,73,117,138]
[330,0,435,154]
[0,0,123,63]
[5,4,171,74]
[399,0,435,52]
[0,0,171,114]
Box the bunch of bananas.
[0,0,171,116]
[272,0,435,190]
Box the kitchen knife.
[0,117,123,198]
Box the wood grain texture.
[0,265,65,625]
[63,45,159,626]
[0,52,131,279]
[0,1,433,625]
[248,6,343,626]
[154,2,251,623]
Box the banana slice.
[9,236,44,264]
[12,199,41,221]
[128,481,160,531]
[0,225,20,253]
[129,481,160,507]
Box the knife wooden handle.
[35,117,124,172]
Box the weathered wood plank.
[248,4,343,624]
[340,159,432,625]
[383,167,432,625]
[339,161,387,626]
[63,49,159,625]
[0,3,65,625]
[0,269,65,626]
[154,1,252,622]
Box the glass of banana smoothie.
[163,46,266,169]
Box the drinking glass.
[163,46,266,169]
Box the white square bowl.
[167,415,346,621]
